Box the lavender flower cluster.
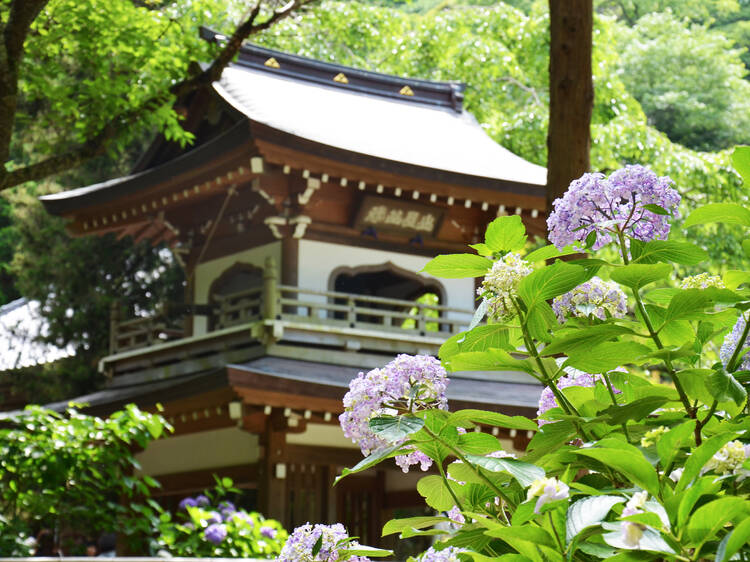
[278,523,369,562]
[720,315,750,371]
[547,165,680,251]
[477,252,533,322]
[552,276,627,322]
[415,546,468,561]
[340,354,449,472]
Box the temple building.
[40,30,547,547]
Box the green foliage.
[151,478,288,558]
[329,179,750,560]
[0,403,170,553]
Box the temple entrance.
[209,263,264,330]
[330,264,445,332]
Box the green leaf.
[485,215,527,253]
[632,240,708,265]
[706,369,747,405]
[565,341,651,373]
[439,325,513,360]
[443,349,536,376]
[610,263,672,291]
[603,526,674,554]
[723,270,750,290]
[457,432,505,455]
[717,516,750,562]
[686,497,750,544]
[525,244,579,262]
[518,261,588,305]
[463,454,544,487]
[684,203,750,228]
[642,203,670,215]
[369,415,425,443]
[731,145,750,186]
[541,324,635,357]
[659,290,713,325]
[448,409,538,432]
[676,432,740,493]
[525,301,558,342]
[484,526,561,561]
[598,396,671,426]
[381,516,450,537]
[335,443,405,484]
[469,242,493,256]
[566,495,625,543]
[417,475,460,511]
[656,420,696,469]
[421,254,493,278]
[676,476,722,528]
[340,546,392,558]
[573,442,659,496]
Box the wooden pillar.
[258,409,287,523]
[281,236,299,288]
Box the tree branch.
[0,0,316,191]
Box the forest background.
[2,0,750,403]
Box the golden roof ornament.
[399,85,415,96]
[333,72,349,84]
[264,57,280,69]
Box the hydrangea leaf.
[518,261,588,305]
[731,145,750,187]
[705,369,747,405]
[631,240,708,265]
[382,516,451,537]
[525,301,558,342]
[417,475,462,511]
[723,270,750,290]
[457,432,506,455]
[573,440,660,496]
[684,203,750,228]
[484,215,527,253]
[564,341,651,373]
[369,415,425,443]
[686,497,750,545]
[656,420,696,469]
[598,396,671,426]
[448,409,538,432]
[675,432,741,493]
[524,244,579,262]
[610,263,672,291]
[717,516,750,562]
[439,325,514,360]
[340,546,393,558]
[541,324,635,356]
[566,495,625,543]
[463,454,544,487]
[442,349,537,376]
[421,254,493,278]
[335,443,406,485]
[483,526,560,560]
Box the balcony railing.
[108,259,475,355]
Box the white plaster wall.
[136,427,260,476]
[297,240,475,321]
[286,422,359,449]
[192,241,281,335]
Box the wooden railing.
[108,258,475,354]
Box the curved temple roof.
[215,43,547,187]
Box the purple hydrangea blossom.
[260,526,277,539]
[278,523,370,562]
[231,512,254,526]
[340,354,449,473]
[204,523,227,545]
[178,497,197,511]
[446,505,465,525]
[416,546,468,561]
[547,166,680,251]
[204,511,222,525]
[537,371,621,425]
[195,494,210,507]
[720,316,750,371]
[552,276,627,322]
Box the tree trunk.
[547,0,594,210]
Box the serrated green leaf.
[598,396,671,426]
[518,261,588,305]
[717,516,750,562]
[439,325,513,360]
[448,409,538,432]
[731,145,750,186]
[566,495,625,543]
[565,341,651,373]
[705,369,747,405]
[421,254,493,278]
[686,497,750,544]
[417,475,460,511]
[676,432,740,493]
[656,420,695,469]
[610,263,672,291]
[381,516,450,537]
[632,240,707,265]
[463,454,544,487]
[684,203,750,228]
[443,349,536,376]
[525,244,578,262]
[369,415,425,443]
[573,442,659,496]
[335,443,405,484]
[541,324,635,357]
[485,215,527,253]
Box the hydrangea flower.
[477,252,533,322]
[720,316,750,371]
[204,511,222,525]
[278,523,370,562]
[620,491,648,548]
[701,440,750,479]
[547,166,680,251]
[204,523,227,545]
[640,426,667,447]
[552,276,627,322]
[679,273,725,290]
[526,477,569,513]
[537,370,620,425]
[178,497,197,511]
[415,546,468,561]
[340,354,449,473]
[195,494,210,507]
[260,526,277,539]
[446,505,465,525]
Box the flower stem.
[726,311,750,373]
[436,458,464,514]
[603,372,631,443]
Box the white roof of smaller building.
[0,298,75,371]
